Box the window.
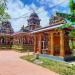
[42,33,48,50]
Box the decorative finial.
[30,7,35,13]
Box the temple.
[0,21,14,49]
[0,12,74,61]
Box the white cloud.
[38,7,49,27]
[6,0,49,32]
[38,0,69,13]
[6,0,70,32]
[38,0,68,7]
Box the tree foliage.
[0,0,10,23]
[69,29,75,38]
[56,0,75,38]
[56,0,75,22]
[58,23,72,29]
[69,0,75,15]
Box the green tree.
[0,0,10,23]
[56,0,75,22]
[69,29,75,38]
[69,29,75,49]
[56,0,75,49]
[69,0,75,15]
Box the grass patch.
[21,55,75,75]
[12,45,34,52]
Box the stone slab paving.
[0,50,59,75]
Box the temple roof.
[28,12,40,21]
[0,21,14,34]
[31,24,64,34]
[30,12,39,18]
[49,13,66,26]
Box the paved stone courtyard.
[0,50,58,75]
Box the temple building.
[0,21,14,48]
[0,12,74,61]
[13,12,41,50]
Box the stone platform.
[40,54,75,62]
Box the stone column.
[39,34,42,53]
[34,34,37,53]
[48,33,51,54]
[0,37,1,45]
[50,32,54,55]
[0,38,1,46]
[60,30,65,57]
[28,36,29,44]
[1,38,2,45]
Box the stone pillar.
[48,33,51,54]
[34,34,37,53]
[60,30,65,57]
[0,38,1,46]
[50,33,54,55]
[1,38,2,45]
[24,37,25,44]
[28,36,29,44]
[0,37,1,45]
[39,34,42,53]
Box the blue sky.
[6,0,72,32]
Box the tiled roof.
[31,24,64,33]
